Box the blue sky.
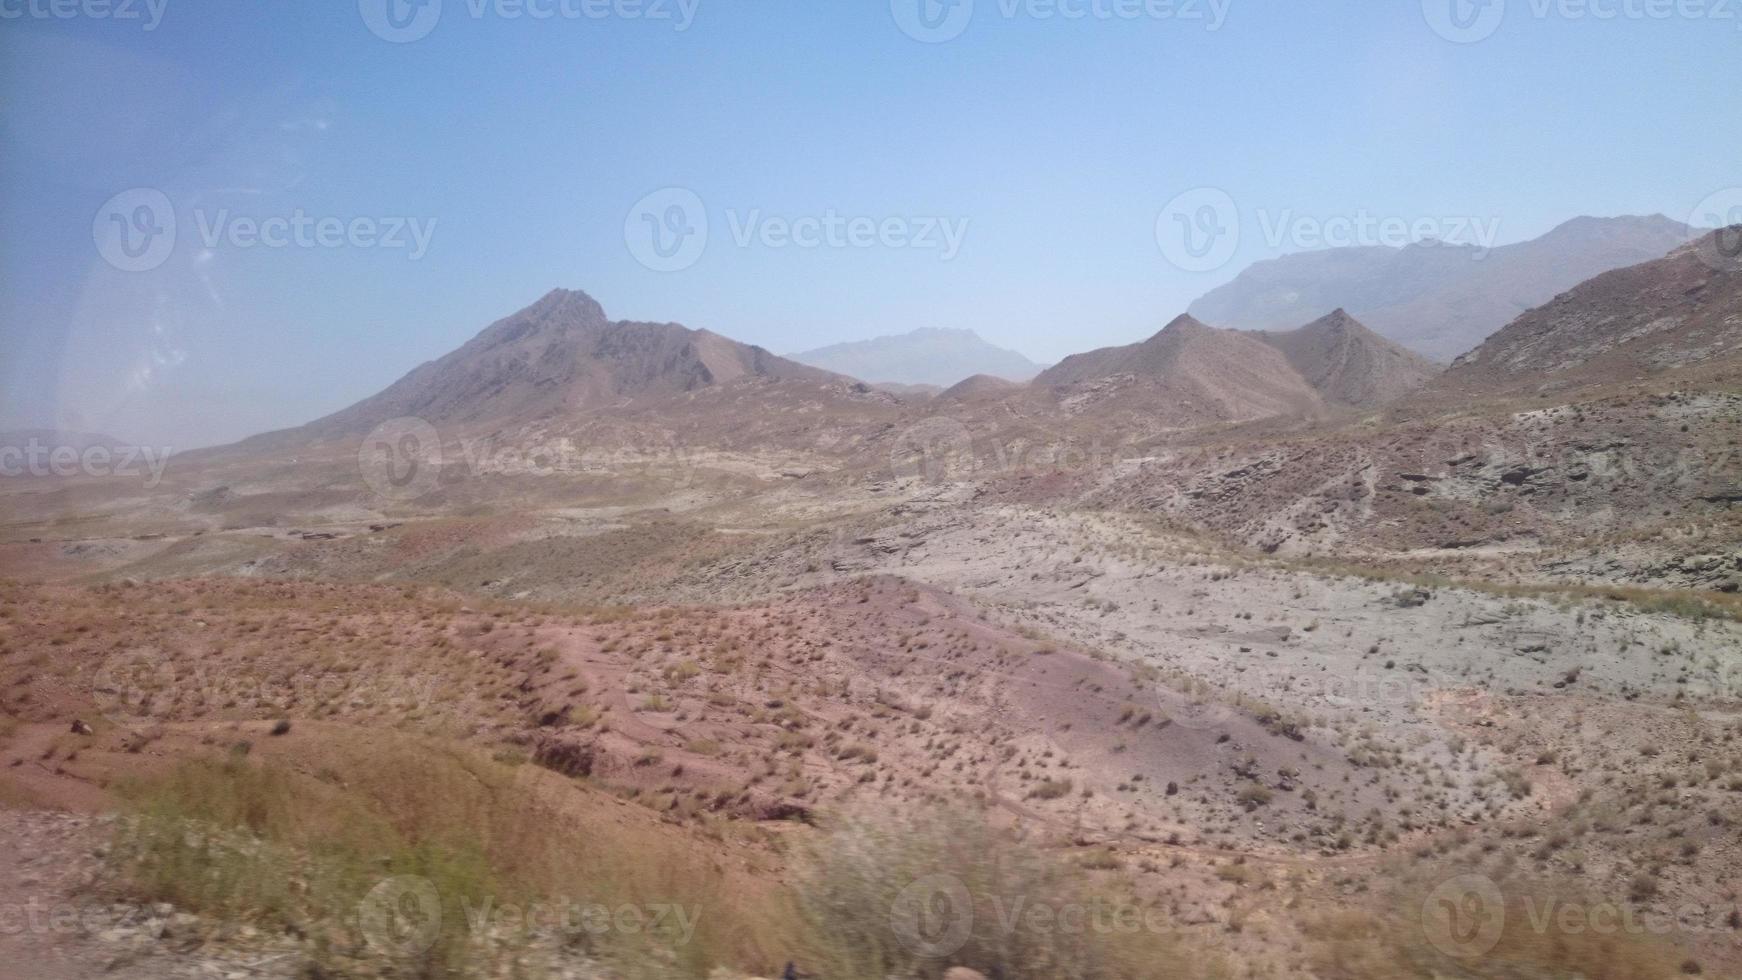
[2,0,1738,448]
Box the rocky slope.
[1251,309,1441,408]
[1433,227,1742,397]
[1035,314,1327,422]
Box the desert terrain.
[2,229,1741,979]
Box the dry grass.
[109,732,798,977]
[794,806,1218,980]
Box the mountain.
[1034,314,1326,421]
[789,327,1044,387]
[939,374,1020,401]
[1251,309,1441,408]
[1432,226,1742,397]
[298,289,843,437]
[1189,214,1694,361]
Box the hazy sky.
[3,0,1738,449]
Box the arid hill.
[939,373,1021,401]
[282,288,843,439]
[1190,214,1693,361]
[1035,314,1327,421]
[1433,226,1742,397]
[1252,309,1441,408]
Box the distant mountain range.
[1189,214,1694,362]
[789,327,1045,387]
[222,220,1741,464]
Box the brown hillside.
[1034,314,1327,421]
[1434,226,1742,397]
[1253,309,1441,408]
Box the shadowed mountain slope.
[1252,309,1441,408]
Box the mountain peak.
[297,289,837,436]
[789,327,1043,387]
[1160,313,1212,334]
[1034,314,1326,422]
[1254,310,1440,408]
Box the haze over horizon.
[3,1,1739,449]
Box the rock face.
[1189,214,1694,361]
[1035,314,1327,422]
[289,288,844,437]
[790,326,1045,387]
[1432,226,1742,397]
[1252,309,1441,408]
